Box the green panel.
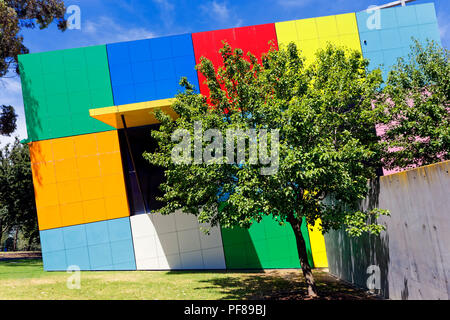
[18,45,116,142]
[221,215,314,269]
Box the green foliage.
[380,40,450,169]
[144,42,389,238]
[0,138,38,248]
[0,0,66,136]
[0,105,17,135]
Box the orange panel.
[30,130,129,231]
[54,158,78,182]
[83,198,107,224]
[79,177,104,201]
[60,202,84,227]
[97,131,120,154]
[74,134,98,156]
[77,156,101,179]
[104,196,129,220]
[36,205,61,230]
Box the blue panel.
[63,224,87,249]
[40,229,65,253]
[110,239,136,268]
[106,42,130,65]
[110,64,133,86]
[113,261,137,271]
[359,31,382,53]
[131,61,154,84]
[107,217,132,242]
[365,51,384,71]
[416,3,437,25]
[379,7,398,29]
[398,26,420,48]
[129,40,152,62]
[85,220,110,245]
[418,24,441,45]
[66,247,91,270]
[42,250,67,271]
[150,36,173,60]
[107,33,198,105]
[88,243,113,269]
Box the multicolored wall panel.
[17,3,442,271]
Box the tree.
[144,42,389,297]
[380,40,449,170]
[0,138,38,250]
[0,0,66,135]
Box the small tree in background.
[0,138,38,250]
[144,42,389,297]
[0,0,67,136]
[380,40,449,170]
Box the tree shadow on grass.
[194,270,382,300]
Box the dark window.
[118,124,166,215]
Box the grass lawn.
[0,259,379,300]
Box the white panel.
[151,213,177,233]
[202,247,226,269]
[180,250,204,269]
[130,214,156,238]
[199,226,223,250]
[178,229,201,253]
[156,232,180,256]
[174,211,199,231]
[159,253,183,269]
[136,257,159,270]
[133,235,158,260]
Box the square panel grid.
[18,45,115,142]
[130,212,226,270]
[192,23,278,97]
[106,34,199,106]
[40,217,136,271]
[275,12,362,64]
[356,3,441,80]
[221,215,313,269]
[30,130,129,231]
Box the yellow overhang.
[89,98,177,129]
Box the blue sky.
[0,0,449,146]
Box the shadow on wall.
[324,178,391,298]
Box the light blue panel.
[398,26,420,48]
[359,31,382,53]
[66,247,91,270]
[416,3,438,25]
[63,224,87,250]
[379,7,398,29]
[113,261,137,271]
[364,51,384,71]
[380,28,401,50]
[85,220,110,246]
[107,217,133,242]
[418,24,441,45]
[107,33,199,105]
[396,5,417,27]
[40,229,65,253]
[110,239,136,268]
[88,243,113,269]
[42,250,67,271]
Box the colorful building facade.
[18,3,441,271]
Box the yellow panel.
[275,20,298,47]
[275,12,361,67]
[296,18,318,41]
[89,98,177,129]
[308,219,329,268]
[316,15,339,38]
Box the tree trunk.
[13,228,19,251]
[287,215,318,297]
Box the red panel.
[192,23,278,97]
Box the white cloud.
[0,76,27,146]
[200,1,243,28]
[82,16,156,44]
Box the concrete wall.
[324,161,450,300]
